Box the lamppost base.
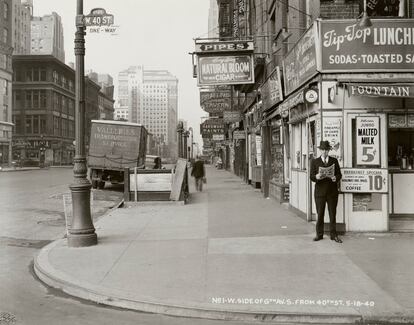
[67,232,97,247]
[68,182,97,248]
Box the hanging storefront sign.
[197,55,255,86]
[201,101,230,113]
[356,116,380,166]
[319,19,414,72]
[212,134,225,141]
[262,66,283,110]
[283,25,318,95]
[200,89,231,104]
[348,84,414,98]
[200,119,225,138]
[340,168,388,193]
[304,88,319,104]
[255,136,262,166]
[223,111,242,123]
[388,114,414,128]
[233,130,246,140]
[195,40,254,53]
[322,117,342,161]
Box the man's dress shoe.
[313,236,323,241]
[331,236,343,243]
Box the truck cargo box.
[88,120,147,189]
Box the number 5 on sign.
[356,116,380,166]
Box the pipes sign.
[356,116,380,166]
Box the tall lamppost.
[183,131,189,159]
[177,121,184,158]
[68,0,97,247]
[188,127,193,159]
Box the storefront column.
[262,124,272,197]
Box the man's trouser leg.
[327,194,338,238]
[315,196,327,237]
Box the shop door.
[344,112,388,231]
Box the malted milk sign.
[340,168,388,193]
[356,116,380,166]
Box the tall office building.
[208,0,219,38]
[31,12,65,62]
[0,0,13,166]
[117,66,178,158]
[12,0,32,55]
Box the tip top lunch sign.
[77,8,117,34]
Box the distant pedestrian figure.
[153,157,162,169]
[310,140,343,243]
[191,156,206,192]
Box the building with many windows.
[117,66,178,158]
[0,0,13,166]
[31,12,65,62]
[12,55,104,166]
[12,0,32,55]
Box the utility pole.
[68,0,97,247]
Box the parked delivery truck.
[88,120,147,189]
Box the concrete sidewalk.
[34,166,414,324]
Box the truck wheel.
[98,181,105,189]
[91,180,98,189]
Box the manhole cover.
[0,312,16,324]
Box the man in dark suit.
[310,140,343,243]
[191,156,206,192]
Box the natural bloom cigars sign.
[197,55,254,86]
[320,19,414,72]
[195,40,254,86]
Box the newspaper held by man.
[319,164,335,179]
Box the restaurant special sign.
[283,26,318,95]
[340,168,388,193]
[320,19,414,72]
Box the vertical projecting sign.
[356,116,380,166]
[195,40,255,86]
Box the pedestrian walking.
[191,156,206,192]
[310,140,343,243]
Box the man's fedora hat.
[318,140,331,150]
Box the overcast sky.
[33,0,211,145]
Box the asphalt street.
[0,168,265,325]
